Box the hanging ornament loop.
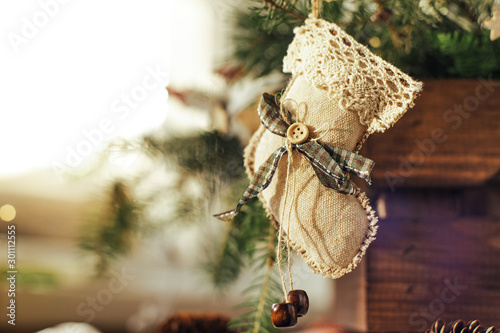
[312,0,320,18]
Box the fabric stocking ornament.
[217,16,422,280]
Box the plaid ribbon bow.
[215,93,374,222]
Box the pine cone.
[157,312,232,333]
[427,318,497,333]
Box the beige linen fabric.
[244,17,422,279]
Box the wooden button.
[287,122,309,144]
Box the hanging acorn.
[287,289,309,317]
[270,289,309,328]
[270,302,298,328]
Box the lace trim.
[283,16,423,134]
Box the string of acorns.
[271,289,309,327]
[269,0,316,328]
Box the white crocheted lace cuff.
[283,16,423,134]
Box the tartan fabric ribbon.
[215,93,374,222]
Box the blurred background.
[1,0,500,332]
[0,1,335,332]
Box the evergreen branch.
[261,0,307,20]
[205,198,270,289]
[79,181,143,277]
[208,219,244,288]
[252,223,276,333]
[233,0,500,79]
[227,222,280,333]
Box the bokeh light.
[0,204,16,222]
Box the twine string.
[279,98,300,125]
[277,139,294,301]
[276,97,332,301]
[276,208,288,300]
[311,122,331,142]
[312,0,320,18]
[286,143,295,292]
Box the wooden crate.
[348,79,500,332]
[367,188,500,332]
[362,79,500,189]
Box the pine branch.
[251,223,276,333]
[227,222,280,333]
[79,181,143,277]
[233,0,500,78]
[207,219,244,288]
[205,197,270,289]
[261,0,307,20]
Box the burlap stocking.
[244,17,422,279]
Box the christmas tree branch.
[211,220,236,285]
[252,223,276,333]
[262,0,307,20]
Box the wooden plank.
[332,260,368,331]
[363,79,500,188]
[367,211,500,332]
